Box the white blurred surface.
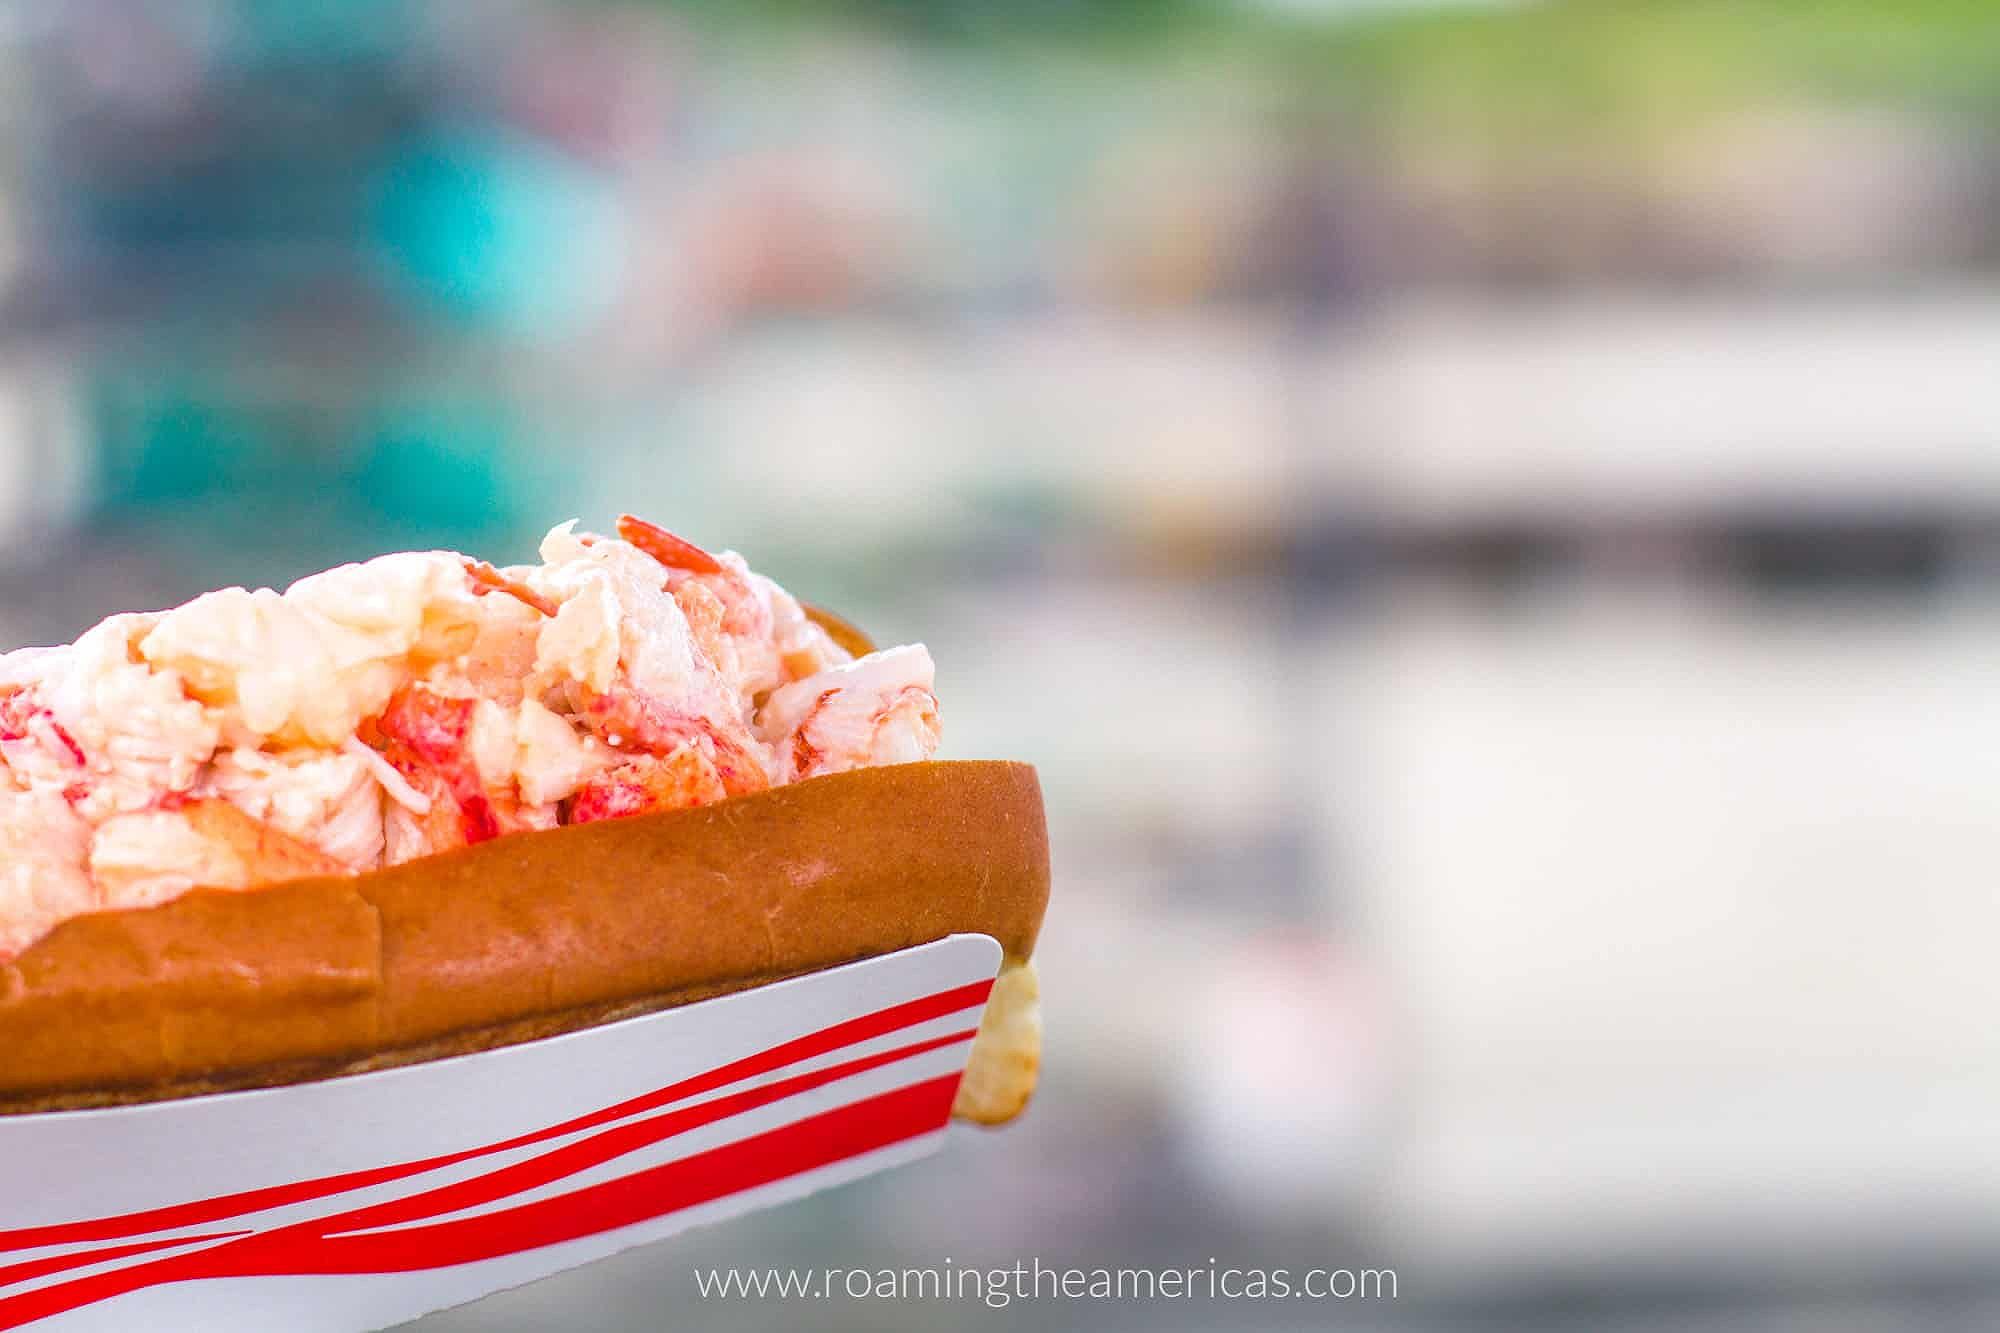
[1326,292,2000,520]
[1323,584,2000,1272]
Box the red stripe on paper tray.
[0,979,990,1254]
[0,1076,959,1329]
[0,979,992,1329]
[0,1233,249,1291]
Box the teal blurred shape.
[350,403,525,553]
[220,0,413,61]
[93,386,266,510]
[367,128,627,337]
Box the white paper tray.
[0,934,1003,1331]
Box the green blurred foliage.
[1309,0,2000,136]
[630,0,2000,133]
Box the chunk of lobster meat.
[198,745,386,872]
[0,790,96,960]
[368,684,541,850]
[0,684,88,801]
[90,799,348,914]
[37,615,221,822]
[787,683,937,781]
[616,515,783,695]
[573,684,771,797]
[376,683,478,772]
[0,625,224,826]
[697,550,775,658]
[757,644,941,782]
[671,579,735,683]
[568,745,730,824]
[514,697,609,805]
[382,772,469,865]
[613,514,724,575]
[139,552,491,748]
[181,797,352,884]
[530,521,763,712]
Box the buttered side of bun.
[0,516,1048,1121]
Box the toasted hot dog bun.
[0,759,1048,1117]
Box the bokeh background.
[5,1,2000,1329]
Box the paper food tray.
[0,933,1004,1331]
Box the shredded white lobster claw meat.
[0,519,944,959]
[758,644,941,782]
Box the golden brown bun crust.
[0,760,1048,1115]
